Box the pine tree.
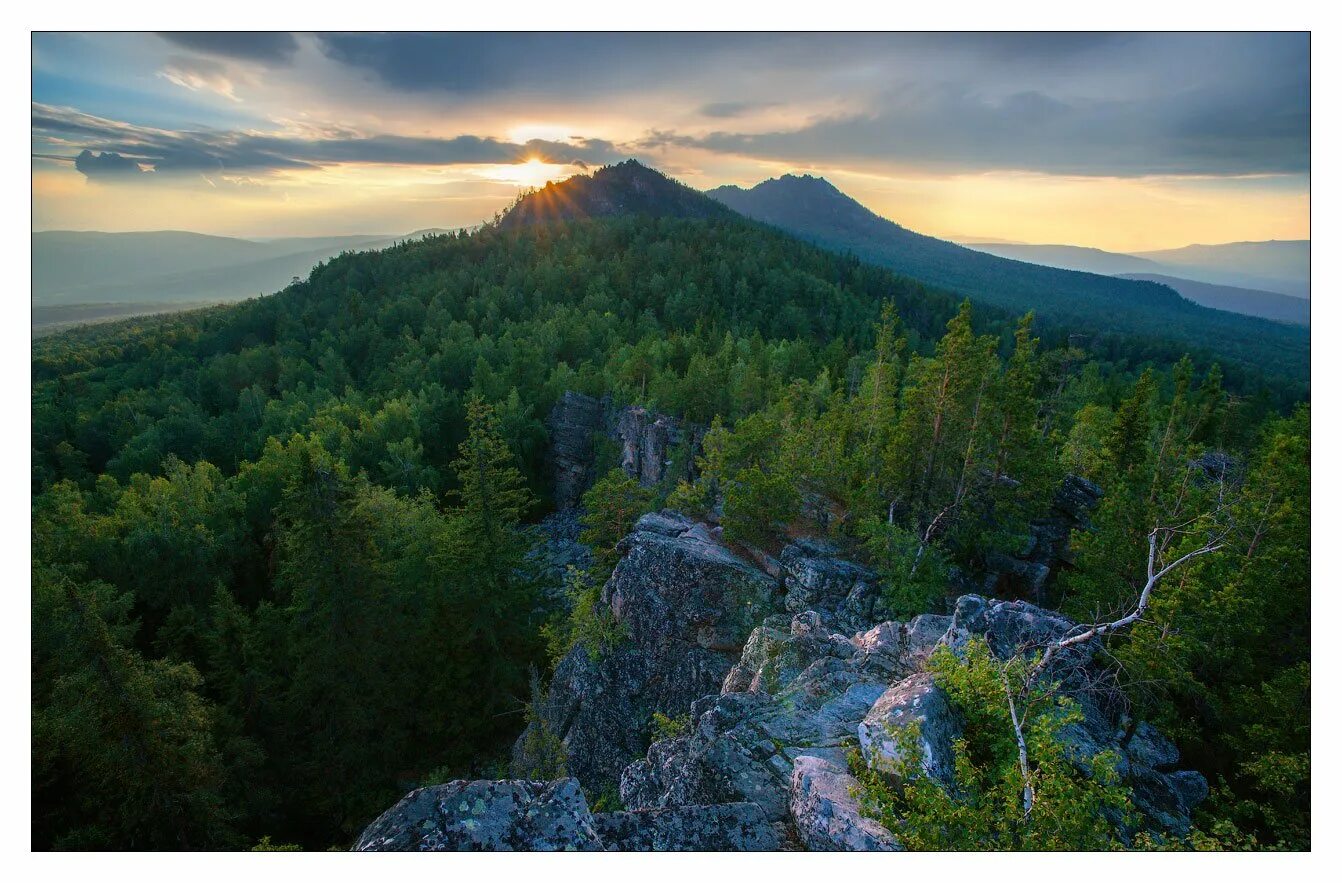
[580,467,654,577]
[32,566,235,850]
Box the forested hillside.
[31,173,1309,850]
[709,175,1310,399]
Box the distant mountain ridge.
[707,173,1306,388]
[965,239,1309,300]
[31,229,449,310]
[707,174,1194,318]
[1117,273,1309,326]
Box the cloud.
[699,101,777,119]
[32,103,627,182]
[74,149,145,179]
[158,55,242,101]
[157,32,298,66]
[34,33,1310,187]
[314,32,773,95]
[643,39,1310,179]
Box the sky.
[30,32,1310,252]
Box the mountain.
[500,159,734,227]
[32,230,393,302]
[708,174,1307,386]
[30,230,452,333]
[1131,241,1310,298]
[965,239,1310,299]
[1117,273,1309,326]
[959,241,1308,324]
[958,241,1163,276]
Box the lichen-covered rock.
[1126,721,1181,771]
[354,779,603,851]
[937,593,1210,834]
[527,510,594,610]
[858,673,961,786]
[940,593,1093,674]
[515,511,781,793]
[789,757,900,851]
[593,802,780,850]
[620,611,898,824]
[779,539,889,634]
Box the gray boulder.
[789,757,900,851]
[858,673,961,786]
[354,779,603,851]
[355,778,780,851]
[620,610,902,825]
[1127,721,1181,771]
[593,802,780,851]
[779,539,890,634]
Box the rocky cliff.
[360,500,1208,851]
[546,392,702,509]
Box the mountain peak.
[499,159,731,228]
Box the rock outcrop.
[513,510,781,792]
[354,779,603,852]
[366,509,1210,851]
[857,673,960,786]
[545,392,703,509]
[619,588,1206,842]
[979,474,1103,605]
[789,756,900,851]
[355,778,777,851]
[779,539,892,634]
[547,391,607,511]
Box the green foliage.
[650,711,691,742]
[29,212,1308,850]
[855,518,948,617]
[854,640,1132,850]
[512,668,568,780]
[32,565,237,850]
[579,467,654,576]
[542,566,625,666]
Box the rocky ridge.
[359,504,1208,851]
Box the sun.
[475,156,578,189]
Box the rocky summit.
[360,505,1208,851]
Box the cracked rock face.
[545,394,704,510]
[857,672,961,786]
[513,511,782,793]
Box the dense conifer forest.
[31,204,1309,849]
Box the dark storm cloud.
[74,149,144,179]
[650,33,1310,177]
[315,32,774,94]
[157,32,299,65]
[32,104,624,181]
[652,82,1308,177]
